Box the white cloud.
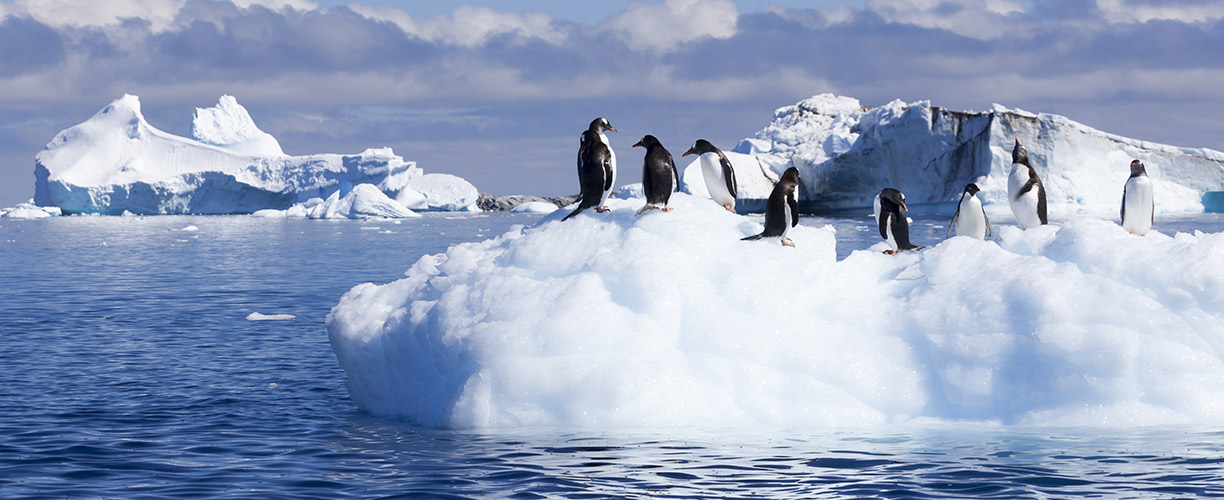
[863,0,1028,39]
[601,0,739,52]
[1095,0,1224,24]
[0,0,186,31]
[349,4,566,46]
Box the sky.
[2,0,1224,207]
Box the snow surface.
[190,95,284,156]
[713,94,1224,215]
[246,312,296,321]
[33,95,479,215]
[328,192,1224,429]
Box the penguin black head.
[781,167,800,184]
[880,187,908,214]
[963,183,980,196]
[633,135,661,149]
[588,117,616,134]
[1012,138,1030,166]
[682,139,719,157]
[1130,159,1147,177]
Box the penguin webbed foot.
[883,249,897,256]
[595,206,610,213]
[661,207,673,213]
[781,237,795,247]
[723,204,735,213]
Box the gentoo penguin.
[1007,138,1048,229]
[743,167,801,246]
[947,183,991,239]
[587,117,617,213]
[1121,159,1154,235]
[562,130,612,221]
[682,139,738,212]
[633,134,679,215]
[878,187,922,255]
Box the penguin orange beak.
[901,201,909,212]
[682,149,694,157]
[632,141,643,148]
[607,127,617,133]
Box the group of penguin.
[564,117,1157,253]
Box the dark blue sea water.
[2,213,1223,499]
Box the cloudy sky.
[2,0,1223,206]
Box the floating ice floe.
[327,193,1224,429]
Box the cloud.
[1095,0,1224,24]
[601,0,739,52]
[349,4,566,47]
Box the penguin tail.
[741,233,765,241]
[561,207,585,221]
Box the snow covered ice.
[33,95,478,215]
[328,193,1224,429]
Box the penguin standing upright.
[878,187,921,255]
[587,117,617,212]
[1008,138,1048,229]
[947,183,991,239]
[1121,159,1154,235]
[562,130,612,221]
[633,135,679,215]
[682,139,737,212]
[743,167,801,247]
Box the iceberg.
[33,95,479,215]
[692,94,1224,215]
[327,193,1224,428]
[0,202,61,219]
[306,183,420,219]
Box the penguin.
[946,183,991,240]
[1007,138,1048,229]
[1121,159,1154,235]
[587,117,617,213]
[562,130,612,221]
[682,139,737,212]
[878,187,922,255]
[743,167,801,246]
[633,134,679,215]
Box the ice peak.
[190,95,284,156]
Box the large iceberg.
[691,94,1224,215]
[33,95,479,215]
[328,194,1224,428]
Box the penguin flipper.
[719,153,737,199]
[602,158,614,192]
[947,209,960,239]
[878,213,889,240]
[1036,183,1048,225]
[668,156,680,193]
[741,233,765,241]
[788,194,799,227]
[984,210,992,237]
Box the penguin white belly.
[1008,164,1042,229]
[884,216,898,251]
[780,201,792,239]
[1122,176,1154,235]
[598,134,616,206]
[700,153,735,208]
[955,196,988,239]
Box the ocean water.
[2,212,1224,499]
